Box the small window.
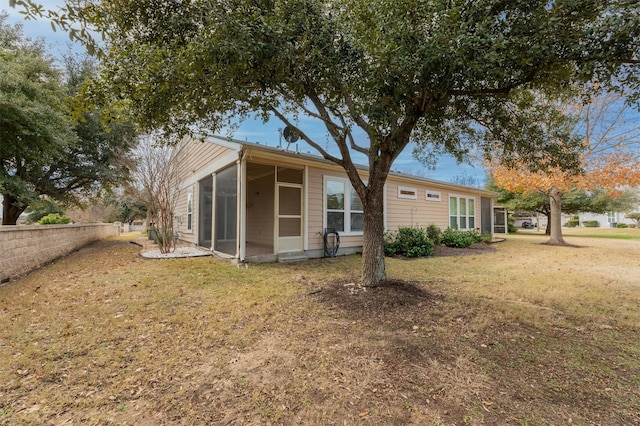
[398,186,417,199]
[425,191,441,201]
[186,188,193,231]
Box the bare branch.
[268,106,343,166]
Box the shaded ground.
[432,242,497,257]
[1,236,638,425]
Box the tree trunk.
[361,184,386,287]
[2,194,26,225]
[547,188,566,245]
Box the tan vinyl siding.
[386,180,448,230]
[385,179,480,231]
[175,184,195,245]
[177,137,235,182]
[306,166,325,250]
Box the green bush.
[441,228,483,248]
[426,224,442,245]
[565,219,580,227]
[507,215,517,233]
[480,233,494,243]
[384,227,435,257]
[25,199,65,224]
[616,223,628,228]
[39,213,71,225]
[583,220,599,228]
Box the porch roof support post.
[238,158,246,261]
[490,198,495,237]
[503,209,508,234]
[211,173,216,251]
[303,165,309,251]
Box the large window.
[325,177,363,234]
[449,195,476,230]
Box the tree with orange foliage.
[491,92,640,245]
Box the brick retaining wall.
[0,223,119,283]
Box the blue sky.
[4,4,487,186]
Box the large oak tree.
[0,13,75,224]
[1,14,138,225]
[15,0,640,285]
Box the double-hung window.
[325,177,363,234]
[449,195,476,230]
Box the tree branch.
[268,106,344,166]
[448,69,539,97]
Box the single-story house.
[174,136,497,262]
[573,211,637,228]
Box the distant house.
[576,211,637,228]
[567,188,640,228]
[174,136,496,262]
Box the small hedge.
[39,213,71,225]
[384,226,435,257]
[384,225,486,257]
[616,223,628,228]
[583,220,599,228]
[565,219,580,227]
[441,228,483,248]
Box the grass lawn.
[517,226,640,240]
[1,232,639,425]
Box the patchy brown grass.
[1,233,639,425]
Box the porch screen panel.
[277,167,303,184]
[278,186,301,237]
[198,176,213,248]
[279,218,301,237]
[214,164,238,255]
[279,186,301,216]
[480,197,492,234]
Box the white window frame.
[425,190,441,202]
[449,194,477,231]
[324,176,364,235]
[398,186,418,200]
[186,188,193,232]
